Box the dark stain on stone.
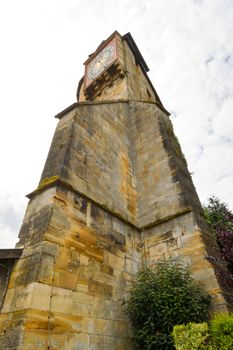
[80,198,87,214]
[91,203,104,224]
[73,195,87,214]
[18,206,52,245]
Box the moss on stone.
[37,175,59,190]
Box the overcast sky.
[0,0,232,248]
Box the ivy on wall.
[203,196,233,306]
[203,196,233,273]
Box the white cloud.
[0,192,26,248]
[213,97,233,140]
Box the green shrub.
[125,258,211,349]
[172,322,211,350]
[172,314,233,350]
[210,313,233,349]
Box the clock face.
[85,44,116,87]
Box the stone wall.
[0,100,228,349]
[41,102,138,225]
[0,184,141,349]
[143,211,227,311]
[40,100,203,229]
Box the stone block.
[65,333,90,350]
[51,287,73,314]
[30,283,51,312]
[149,242,168,258]
[24,310,49,331]
[104,252,124,271]
[23,329,66,350]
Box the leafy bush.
[209,313,233,349]
[172,314,233,350]
[125,258,211,349]
[172,322,210,350]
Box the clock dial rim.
[84,38,117,88]
[87,45,115,81]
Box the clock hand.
[98,60,106,68]
[100,57,111,67]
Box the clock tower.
[79,31,162,105]
[84,32,118,90]
[0,32,228,350]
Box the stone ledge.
[26,178,193,232]
[55,99,170,119]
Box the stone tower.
[0,31,228,349]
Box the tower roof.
[122,32,149,73]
